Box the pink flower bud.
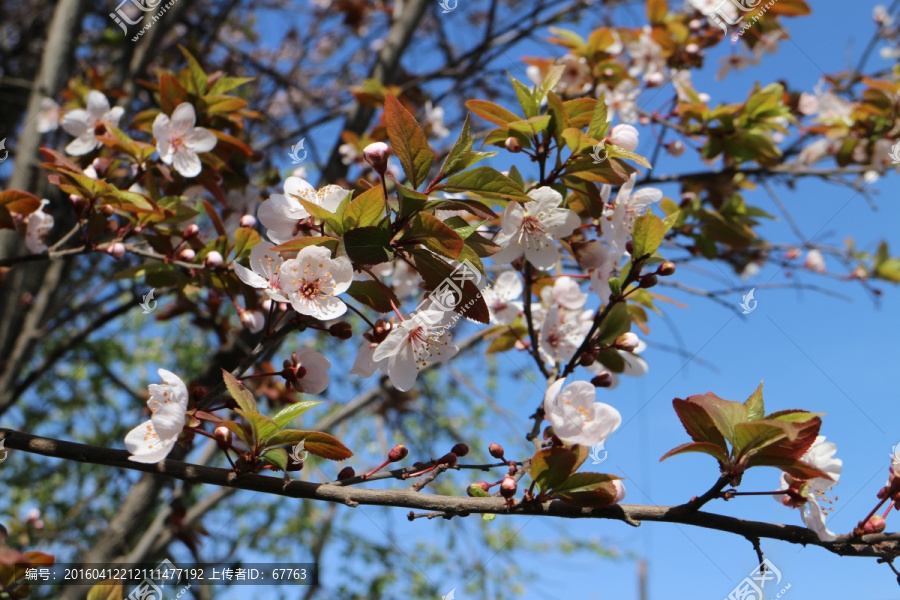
[863,514,886,534]
[500,476,517,499]
[467,481,491,496]
[451,443,469,457]
[504,137,523,153]
[612,480,626,503]
[337,466,356,480]
[179,248,196,261]
[489,443,505,460]
[214,426,232,444]
[646,72,665,87]
[240,310,265,333]
[388,443,408,462]
[240,215,257,228]
[685,43,700,54]
[184,224,200,238]
[608,124,639,151]
[363,142,391,175]
[205,251,224,267]
[106,242,126,259]
[615,332,640,352]
[665,140,685,157]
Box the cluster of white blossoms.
[56,90,217,179]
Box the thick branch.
[2,428,896,559]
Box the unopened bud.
[685,43,700,54]
[214,426,232,444]
[363,142,391,175]
[337,466,356,481]
[388,443,408,462]
[179,248,196,261]
[184,224,200,238]
[608,124,639,151]
[665,140,686,157]
[646,71,665,87]
[240,215,257,228]
[504,137,523,153]
[192,386,207,402]
[500,476,517,499]
[438,452,458,468]
[579,352,596,367]
[205,251,224,267]
[328,321,353,339]
[468,481,491,497]
[591,371,613,388]
[451,443,469,457]
[863,514,886,534]
[615,332,640,352]
[625,240,634,254]
[489,443,505,460]
[657,261,676,276]
[639,273,658,288]
[106,242,126,259]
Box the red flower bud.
[489,443,505,460]
[184,224,200,238]
[863,514,886,534]
[337,466,356,481]
[214,426,232,444]
[328,321,353,339]
[657,261,676,276]
[389,444,408,462]
[437,452,458,468]
[451,443,469,457]
[639,273,658,289]
[591,372,613,388]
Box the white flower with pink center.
[279,246,353,320]
[233,240,290,303]
[372,309,459,391]
[543,379,622,447]
[60,91,124,156]
[491,187,580,269]
[124,369,189,463]
[152,103,217,178]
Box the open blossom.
[539,304,592,365]
[36,98,60,133]
[279,246,353,320]
[60,90,124,156]
[601,174,663,259]
[152,103,217,178]
[285,348,331,394]
[258,177,350,244]
[424,101,450,139]
[491,187,580,269]
[25,200,54,253]
[542,276,588,311]
[625,29,666,81]
[124,369,189,463]
[543,379,622,447]
[483,271,524,325]
[778,436,842,541]
[233,240,290,303]
[372,310,459,391]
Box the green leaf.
[595,302,631,345]
[264,430,353,460]
[671,397,728,448]
[220,420,251,447]
[222,369,258,413]
[347,280,400,313]
[507,115,552,136]
[510,74,538,118]
[605,144,652,168]
[530,447,580,493]
[468,483,490,497]
[551,472,622,494]
[261,447,289,471]
[552,482,623,507]
[688,392,749,449]
[587,94,610,140]
[384,94,433,189]
[483,513,497,521]
[343,186,385,230]
[464,99,521,127]
[208,76,254,95]
[437,167,530,201]
[296,198,343,234]
[343,225,393,265]
[535,65,565,107]
[399,212,465,259]
[235,409,280,444]
[270,236,340,253]
[178,45,209,95]
[631,214,666,258]
[659,441,731,466]
[272,400,323,429]
[744,381,765,421]
[233,227,261,260]
[732,421,790,458]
